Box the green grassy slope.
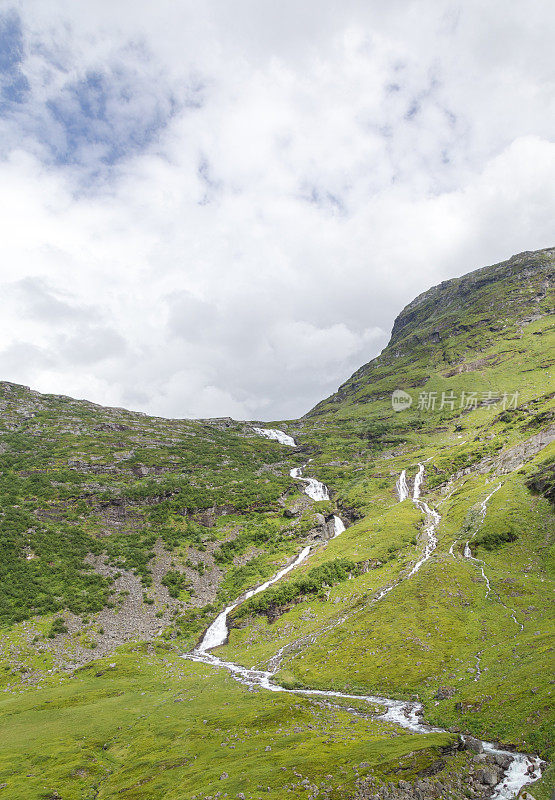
[217,248,555,795]
[0,646,460,800]
[0,247,553,799]
[0,383,319,666]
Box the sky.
[0,1,553,421]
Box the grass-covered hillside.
[0,384,330,677]
[0,247,553,800]
[219,247,555,796]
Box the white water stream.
[396,469,409,502]
[462,484,502,574]
[290,464,329,501]
[450,483,523,633]
[406,463,441,579]
[183,434,543,798]
[252,427,296,447]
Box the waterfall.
[396,469,409,501]
[406,463,439,578]
[412,462,425,499]
[198,546,311,653]
[332,515,346,538]
[290,466,329,501]
[197,457,345,653]
[252,427,296,446]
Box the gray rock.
[476,767,497,786]
[465,736,484,753]
[493,753,513,769]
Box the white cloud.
[0,1,553,419]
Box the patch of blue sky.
[0,10,30,108]
[0,11,196,184]
[45,68,178,169]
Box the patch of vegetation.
[473,526,518,551]
[233,558,363,620]
[48,617,68,638]
[161,570,192,598]
[0,500,110,625]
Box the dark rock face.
[338,505,364,523]
[194,504,236,527]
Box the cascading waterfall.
[198,545,311,653]
[395,463,440,579]
[289,461,344,533]
[413,462,425,500]
[252,427,296,447]
[192,449,345,657]
[185,435,543,799]
[290,464,329,501]
[332,515,346,538]
[396,469,409,501]
[407,463,440,578]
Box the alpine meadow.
[0,247,553,800]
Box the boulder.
[476,767,498,786]
[464,736,484,754]
[493,753,513,770]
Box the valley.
[0,247,553,800]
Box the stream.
[184,432,543,799]
[448,483,523,633]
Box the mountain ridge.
[305,247,553,421]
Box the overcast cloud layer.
[0,1,553,420]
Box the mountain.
[308,247,553,419]
[0,248,553,800]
